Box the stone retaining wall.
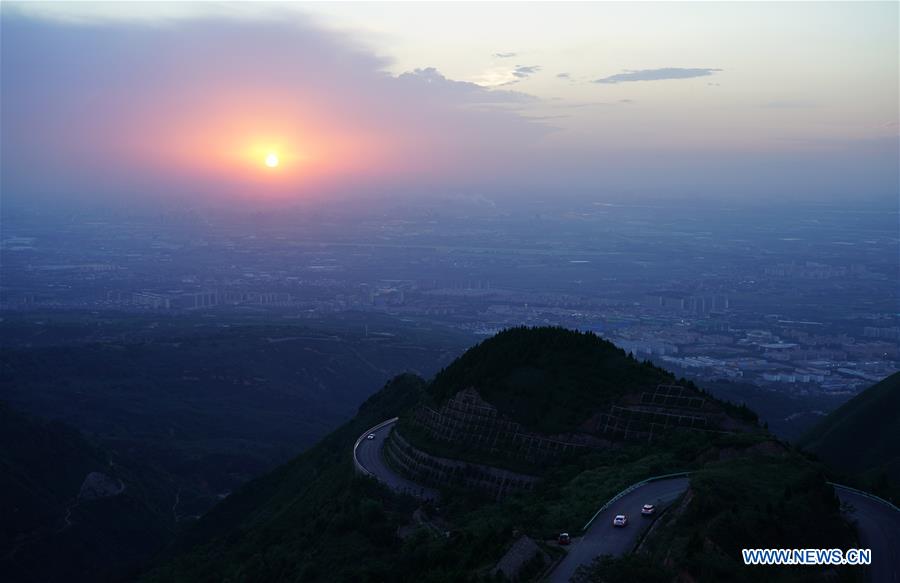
[385,428,539,500]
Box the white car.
[367,433,376,440]
[641,504,656,516]
[612,514,628,527]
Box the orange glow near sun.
[141,92,400,200]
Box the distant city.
[3,198,896,402]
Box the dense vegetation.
[143,347,850,583]
[576,453,861,583]
[0,317,465,515]
[143,374,431,582]
[0,312,469,582]
[148,416,852,582]
[428,327,675,433]
[144,387,720,582]
[0,403,172,582]
[5,324,880,582]
[799,371,900,503]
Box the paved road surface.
[550,477,690,582]
[354,420,439,500]
[835,486,900,583]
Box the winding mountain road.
[354,419,438,500]
[549,477,690,582]
[353,424,900,582]
[834,485,900,583]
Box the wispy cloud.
[556,72,570,79]
[494,52,517,58]
[593,67,721,84]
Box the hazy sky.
[2,2,897,209]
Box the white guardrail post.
[581,472,691,531]
[353,417,399,476]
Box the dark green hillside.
[799,371,900,500]
[429,327,673,433]
[0,323,463,513]
[575,453,860,583]
[1,402,107,551]
[0,313,467,581]
[143,374,428,583]
[141,329,854,582]
[145,396,847,582]
[0,403,172,583]
[144,392,710,582]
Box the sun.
[265,152,279,168]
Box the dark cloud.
[494,52,517,58]
[497,65,542,87]
[511,65,541,79]
[593,67,721,84]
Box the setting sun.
[265,152,279,168]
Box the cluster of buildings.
[130,290,291,310]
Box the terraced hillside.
[392,327,759,492]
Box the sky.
[1,1,898,210]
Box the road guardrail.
[579,476,897,533]
[829,482,900,514]
[352,417,437,500]
[353,417,399,476]
[581,472,691,531]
